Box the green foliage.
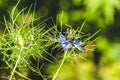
[84,0,120,26]
[97,37,120,63]
[0,1,55,79]
[0,0,120,80]
[57,0,120,27]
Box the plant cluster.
[0,1,100,80]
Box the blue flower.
[57,35,84,51]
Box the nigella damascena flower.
[57,35,84,51]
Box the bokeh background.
[0,0,120,80]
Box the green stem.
[15,71,32,80]
[9,50,21,80]
[52,50,68,80]
[5,57,32,80]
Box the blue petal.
[57,35,67,43]
[77,45,84,51]
[73,38,80,45]
[62,42,72,49]
[80,44,85,47]
[74,44,84,51]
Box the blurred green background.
[0,0,120,80]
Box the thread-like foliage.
[0,1,55,80]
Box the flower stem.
[52,50,68,80]
[9,50,22,80]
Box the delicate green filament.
[9,50,22,80]
[52,50,68,80]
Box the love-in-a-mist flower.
[57,35,84,51]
